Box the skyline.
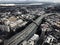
[0,0,60,3]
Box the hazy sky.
[0,0,60,3]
